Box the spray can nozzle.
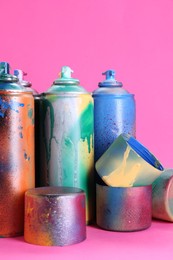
[14,69,27,81]
[14,69,33,89]
[99,69,123,88]
[60,66,73,79]
[102,70,116,80]
[54,66,79,85]
[0,62,10,75]
[0,62,19,83]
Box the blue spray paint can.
[93,70,136,182]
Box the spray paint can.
[40,66,94,223]
[0,62,35,237]
[93,70,136,183]
[14,69,41,187]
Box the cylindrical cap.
[96,184,152,231]
[98,70,123,87]
[96,134,164,187]
[24,186,86,246]
[152,168,173,222]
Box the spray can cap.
[14,69,27,81]
[54,66,79,85]
[0,62,10,74]
[14,69,32,87]
[98,69,123,87]
[0,62,18,82]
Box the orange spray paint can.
[0,62,35,237]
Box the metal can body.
[0,91,35,237]
[94,94,136,162]
[41,93,94,223]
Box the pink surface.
[1,0,173,168]
[1,1,173,257]
[1,221,173,259]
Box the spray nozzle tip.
[0,62,10,75]
[14,69,27,81]
[102,70,116,80]
[99,69,123,87]
[60,66,73,79]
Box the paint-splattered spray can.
[40,66,94,223]
[0,62,35,237]
[14,69,41,187]
[93,70,136,183]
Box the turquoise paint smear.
[79,101,94,153]
[67,101,94,153]
[0,97,24,118]
[42,99,55,164]
[42,97,93,189]
[27,104,34,125]
[61,136,77,186]
[42,96,94,222]
[43,98,93,164]
[60,101,93,186]
[28,108,33,118]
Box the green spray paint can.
[40,66,94,223]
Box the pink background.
[1,1,173,258]
[1,1,173,165]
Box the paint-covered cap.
[54,66,79,85]
[96,134,164,187]
[152,168,173,222]
[14,69,38,95]
[93,70,132,96]
[0,62,18,83]
[96,184,152,231]
[99,70,123,88]
[46,66,88,94]
[24,186,86,246]
[0,62,25,90]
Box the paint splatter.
[19,132,23,138]
[24,152,30,161]
[0,97,24,118]
[28,108,33,119]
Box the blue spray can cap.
[98,70,123,88]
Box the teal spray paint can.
[40,66,94,223]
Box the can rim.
[92,93,134,97]
[42,92,92,96]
